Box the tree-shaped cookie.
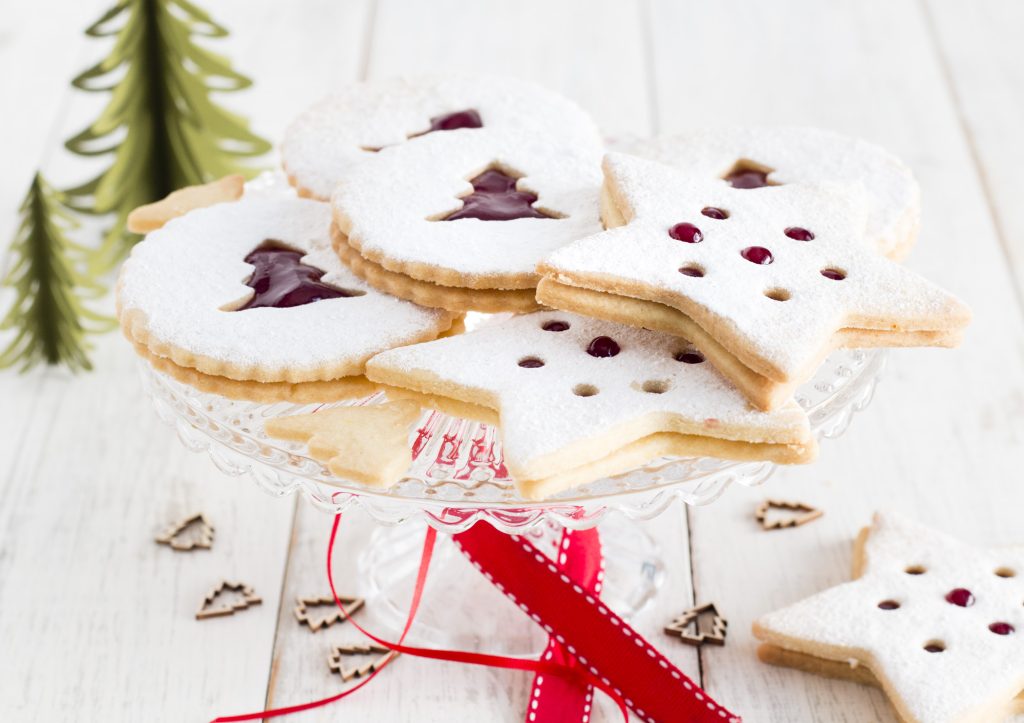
[265,400,422,486]
[754,513,1024,722]
[367,311,815,499]
[65,0,270,272]
[0,174,113,371]
[538,153,971,410]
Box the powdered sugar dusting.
[282,75,604,200]
[333,127,603,283]
[542,153,969,380]
[367,311,810,477]
[118,194,450,381]
[625,127,920,259]
[756,513,1024,722]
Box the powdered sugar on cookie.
[540,153,970,383]
[625,127,920,260]
[333,128,603,288]
[755,513,1024,723]
[367,311,812,483]
[118,194,452,383]
[282,75,603,200]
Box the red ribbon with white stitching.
[453,523,740,723]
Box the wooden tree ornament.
[64,0,270,273]
[154,512,214,551]
[196,581,262,620]
[665,602,728,647]
[328,644,399,682]
[755,499,824,530]
[294,594,365,633]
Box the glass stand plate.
[140,347,884,534]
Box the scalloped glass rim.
[139,347,884,533]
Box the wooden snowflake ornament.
[665,602,728,647]
[755,499,823,530]
[155,513,214,551]
[293,594,365,632]
[538,153,971,410]
[754,513,1024,722]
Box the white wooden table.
[3,1,1023,721]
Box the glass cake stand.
[140,346,884,648]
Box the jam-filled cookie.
[538,153,970,411]
[281,74,603,201]
[624,127,920,260]
[366,311,815,500]
[331,128,602,312]
[117,188,454,402]
[755,513,1024,723]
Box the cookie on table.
[624,127,920,260]
[538,153,971,411]
[331,127,602,312]
[281,74,603,201]
[117,188,454,402]
[754,512,1024,723]
[366,311,815,500]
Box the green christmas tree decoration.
[64,0,271,273]
[0,174,114,372]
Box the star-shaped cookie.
[366,311,814,499]
[538,153,971,410]
[754,513,1024,722]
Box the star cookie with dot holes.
[754,513,1024,723]
[537,153,971,411]
[366,311,815,500]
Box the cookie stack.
[117,74,970,499]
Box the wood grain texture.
[647,0,1024,720]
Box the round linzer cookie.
[117,190,454,401]
[282,75,603,201]
[331,128,602,309]
[624,127,920,260]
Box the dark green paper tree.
[0,174,114,372]
[64,0,271,273]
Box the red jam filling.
[237,243,359,310]
[725,168,770,189]
[785,227,814,241]
[586,336,620,358]
[518,357,545,368]
[741,246,773,265]
[428,109,483,132]
[443,169,551,221]
[989,622,1015,635]
[679,266,704,277]
[668,222,703,243]
[542,320,570,332]
[701,207,728,220]
[944,588,975,607]
[877,600,900,610]
[821,268,846,280]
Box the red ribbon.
[213,515,738,723]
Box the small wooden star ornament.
[755,499,823,530]
[155,513,214,551]
[293,594,365,632]
[665,602,728,647]
[196,581,262,620]
[328,643,399,682]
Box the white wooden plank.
[922,0,1024,294]
[646,1,1024,721]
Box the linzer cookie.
[366,311,815,500]
[282,75,603,201]
[117,189,453,402]
[754,513,1024,723]
[538,153,971,410]
[625,127,920,260]
[331,127,602,312]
